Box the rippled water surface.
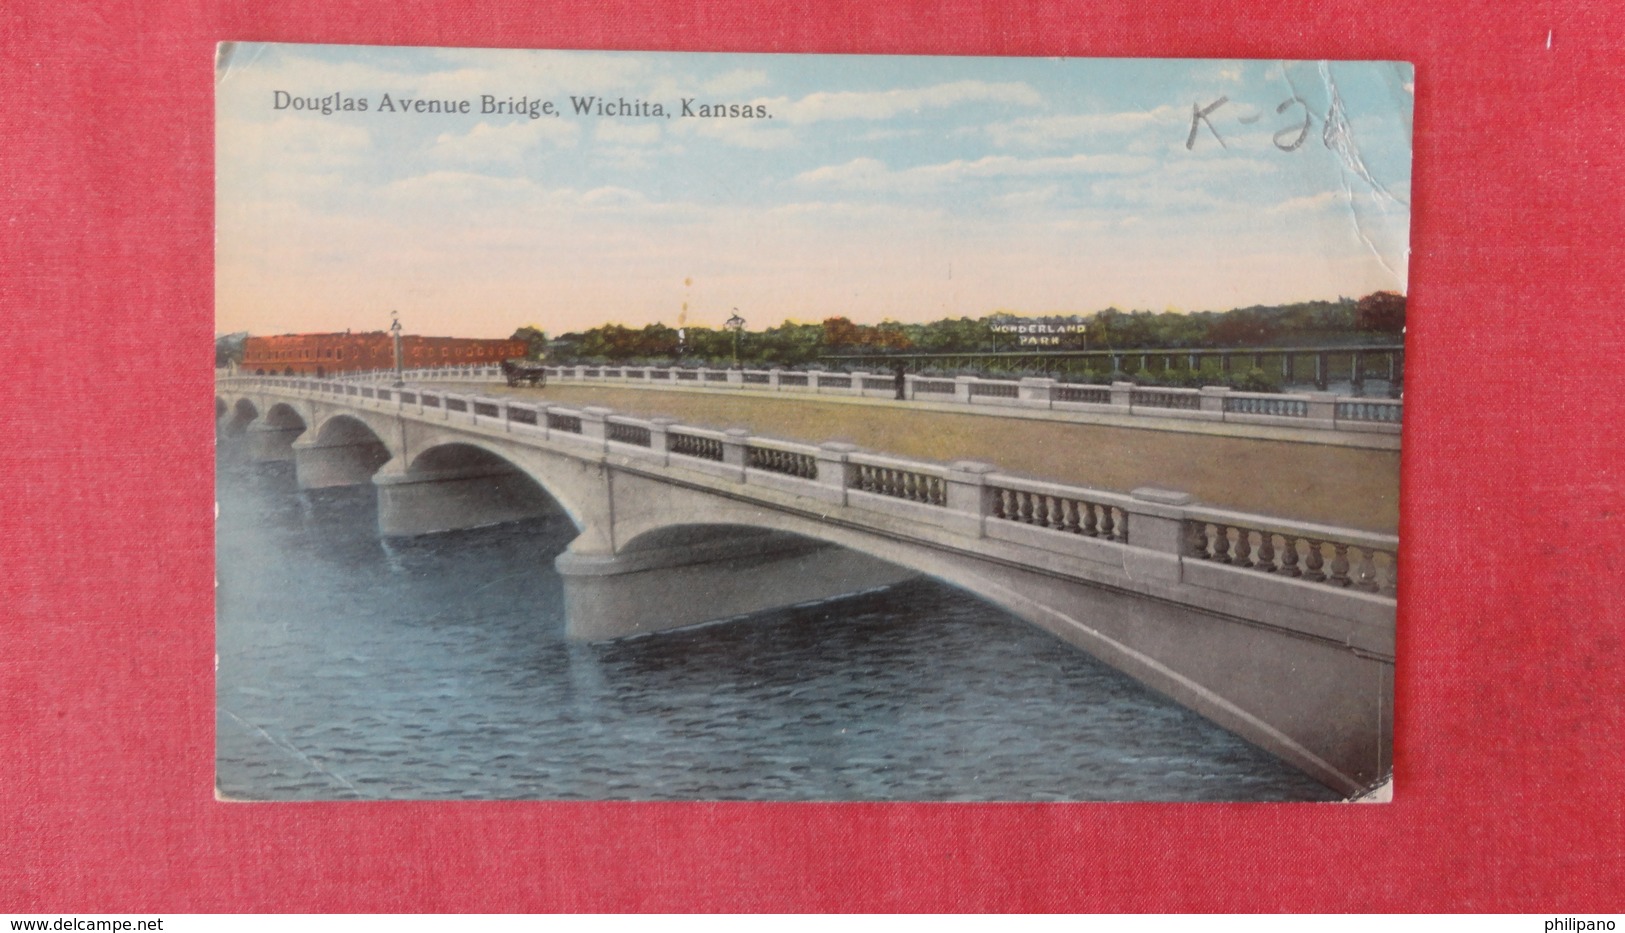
[215,454,1338,801]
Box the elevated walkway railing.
[330,363,1402,434]
[221,374,1400,608]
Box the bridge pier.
[293,436,392,489]
[373,458,559,537]
[555,528,916,641]
[242,419,303,462]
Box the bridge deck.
[438,382,1399,535]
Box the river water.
[215,453,1338,802]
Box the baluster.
[1030,495,1049,528]
[1081,502,1099,537]
[1098,506,1116,542]
[1016,491,1033,523]
[1062,499,1081,534]
[1233,528,1255,567]
[1303,540,1326,581]
[1279,535,1301,577]
[992,489,1009,520]
[1329,543,1352,587]
[1256,531,1277,573]
[1186,521,1211,559]
[1354,548,1379,592]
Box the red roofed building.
[242,332,528,376]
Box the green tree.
[1355,291,1406,333]
[510,325,548,359]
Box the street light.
[725,308,746,368]
[390,310,404,387]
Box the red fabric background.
[3,0,1622,913]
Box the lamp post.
[390,311,404,387]
[725,309,746,368]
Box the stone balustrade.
[1183,507,1399,596]
[222,374,1399,602]
[337,362,1400,434]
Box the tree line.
[212,293,1404,371]
[526,293,1405,366]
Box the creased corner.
[216,41,267,87]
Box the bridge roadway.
[438,381,1399,535]
[217,375,1398,795]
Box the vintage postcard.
[214,44,1410,801]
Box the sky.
[216,44,1413,339]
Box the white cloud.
[985,105,1186,149]
[674,119,796,150]
[990,185,1062,211]
[594,122,662,146]
[1268,191,1342,214]
[761,80,1040,124]
[219,113,372,170]
[793,153,1153,191]
[427,119,579,164]
[703,69,769,96]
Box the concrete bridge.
[216,374,1397,795]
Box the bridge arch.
[263,402,307,432]
[613,514,1024,628]
[308,408,397,454]
[291,412,397,490]
[220,397,259,437]
[373,439,579,538]
[396,438,597,536]
[312,411,388,449]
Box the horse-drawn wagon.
[501,359,548,388]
